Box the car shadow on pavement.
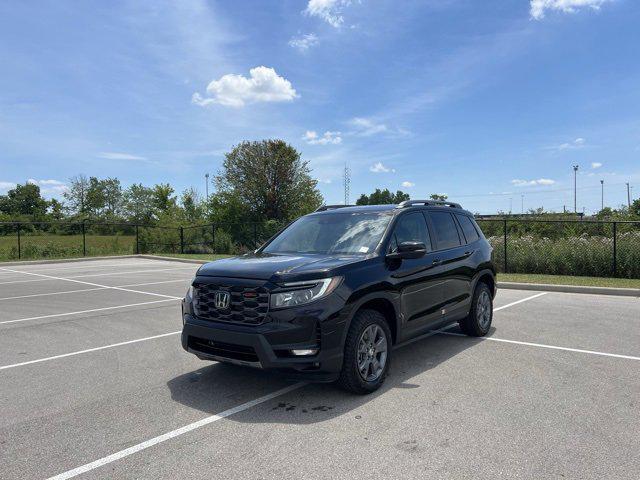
[167,324,490,424]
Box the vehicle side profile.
[181,200,496,394]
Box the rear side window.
[429,212,461,250]
[456,214,480,243]
[388,212,432,253]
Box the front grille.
[193,283,269,325]
[188,337,259,363]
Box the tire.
[337,309,392,395]
[459,282,493,337]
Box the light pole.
[521,194,524,214]
[205,173,210,201]
[573,165,579,213]
[600,179,604,211]
[627,182,631,208]
[509,198,512,214]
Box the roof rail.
[314,204,355,212]
[396,199,462,209]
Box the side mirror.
[387,241,427,260]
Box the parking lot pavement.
[0,258,639,480]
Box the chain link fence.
[476,218,640,279]
[0,220,288,261]
[2,218,639,279]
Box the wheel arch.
[343,291,399,345]
[472,269,496,298]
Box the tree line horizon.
[2,139,639,227]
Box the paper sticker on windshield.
[359,246,369,253]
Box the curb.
[137,254,208,265]
[498,281,640,297]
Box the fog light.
[290,349,318,356]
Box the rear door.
[386,212,444,336]
[425,211,473,318]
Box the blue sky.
[1,0,639,214]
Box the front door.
[386,212,444,337]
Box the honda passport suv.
[181,200,496,394]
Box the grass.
[0,234,136,261]
[498,273,640,289]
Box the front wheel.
[459,282,493,337]
[337,309,392,394]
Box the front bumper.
[181,294,350,382]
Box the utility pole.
[343,164,351,205]
[509,198,512,214]
[600,179,604,211]
[573,165,579,213]
[205,173,210,201]
[521,194,524,214]
[627,182,631,208]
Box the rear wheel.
[337,309,392,394]
[459,282,493,337]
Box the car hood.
[196,252,367,282]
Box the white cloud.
[303,130,342,145]
[0,181,16,192]
[370,162,395,173]
[305,0,348,27]
[511,178,556,187]
[98,152,147,161]
[401,181,415,188]
[192,66,298,108]
[550,137,586,151]
[27,178,68,196]
[350,117,388,136]
[289,33,319,52]
[591,162,603,169]
[530,0,612,20]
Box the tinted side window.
[429,212,461,250]
[456,214,480,243]
[389,212,431,253]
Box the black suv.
[181,200,496,394]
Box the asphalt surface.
[0,258,638,479]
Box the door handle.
[432,259,442,266]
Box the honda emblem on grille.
[214,291,231,309]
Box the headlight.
[186,285,194,299]
[270,277,342,309]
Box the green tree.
[0,183,48,218]
[429,193,448,201]
[63,174,90,216]
[123,183,155,223]
[216,140,323,221]
[102,177,123,216]
[152,183,177,213]
[630,198,640,218]
[181,188,204,223]
[356,188,410,205]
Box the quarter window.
[429,212,461,250]
[456,214,480,243]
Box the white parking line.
[0,267,183,301]
[0,331,182,371]
[0,299,178,325]
[0,278,192,301]
[439,330,640,361]
[46,383,306,480]
[494,292,547,311]
[40,291,554,478]
[0,266,197,285]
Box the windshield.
[263,212,392,255]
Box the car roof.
[309,203,473,216]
